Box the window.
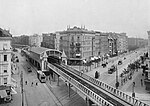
[4,70,7,73]
[3,78,7,84]
[4,55,7,61]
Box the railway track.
[52,63,131,106]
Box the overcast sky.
[0,0,150,38]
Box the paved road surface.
[85,48,150,105]
[1,50,87,106]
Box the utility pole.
[115,65,119,89]
[132,82,135,97]
[20,70,24,106]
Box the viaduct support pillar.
[57,75,59,86]
[86,97,90,106]
[53,73,55,82]
[68,83,71,98]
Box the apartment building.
[29,34,43,47]
[59,26,96,65]
[119,33,128,53]
[0,28,12,101]
[41,33,55,49]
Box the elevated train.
[48,56,141,106]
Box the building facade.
[59,26,96,65]
[0,28,12,86]
[144,31,150,90]
[107,33,118,57]
[41,33,56,49]
[128,37,147,51]
[0,28,13,101]
[99,32,109,57]
[29,34,43,47]
[119,33,128,53]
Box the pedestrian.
[25,81,27,85]
[133,82,135,87]
[36,82,38,86]
[141,79,143,86]
[31,82,33,86]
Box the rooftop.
[30,47,49,55]
[0,28,12,37]
[59,26,95,34]
[30,47,62,55]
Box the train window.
[93,93,94,98]
[97,96,99,101]
[98,82,100,86]
[99,98,101,103]
[101,100,104,104]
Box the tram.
[37,71,46,83]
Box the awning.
[11,88,17,94]
[11,78,17,88]
[0,90,7,98]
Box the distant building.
[12,35,29,46]
[0,28,13,101]
[117,33,128,54]
[59,26,96,65]
[29,34,43,47]
[144,31,150,90]
[95,32,109,57]
[41,33,56,49]
[107,33,118,57]
[128,37,147,51]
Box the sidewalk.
[45,76,87,106]
[84,50,150,105]
[19,50,87,106]
[120,69,150,105]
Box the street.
[2,50,87,106]
[86,48,150,105]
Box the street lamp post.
[132,82,135,97]
[115,65,119,89]
[20,70,24,106]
